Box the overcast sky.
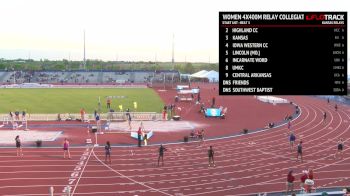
[0,0,348,63]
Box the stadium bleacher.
[0,70,179,84]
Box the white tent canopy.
[190,70,208,78]
[190,70,218,82]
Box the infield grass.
[0,88,164,114]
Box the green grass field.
[0,88,164,114]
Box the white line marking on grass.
[92,150,172,196]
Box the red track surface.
[0,87,350,195]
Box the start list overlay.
[219,12,347,95]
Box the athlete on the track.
[296,140,303,162]
[105,141,112,164]
[334,138,344,159]
[287,120,291,129]
[323,111,327,122]
[63,138,71,159]
[289,131,296,152]
[15,135,23,157]
[208,146,215,167]
[158,144,167,166]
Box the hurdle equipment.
[83,114,90,123]
[131,130,154,140]
[0,117,9,128]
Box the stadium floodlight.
[83,30,86,70]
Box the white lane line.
[92,151,172,196]
[69,147,93,196]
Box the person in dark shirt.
[106,97,111,109]
[208,146,215,167]
[22,110,26,119]
[15,135,23,157]
[14,110,20,121]
[296,140,303,162]
[211,97,216,108]
[105,141,112,164]
[334,138,344,159]
[158,144,167,166]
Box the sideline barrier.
[0,112,162,122]
[107,112,162,121]
[256,96,289,104]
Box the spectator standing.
[95,113,101,133]
[137,123,143,147]
[9,111,13,120]
[22,110,26,119]
[80,108,85,122]
[143,132,148,146]
[162,105,167,120]
[300,170,308,190]
[286,170,295,195]
[14,110,20,121]
[308,169,314,180]
[107,97,111,109]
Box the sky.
[0,0,349,63]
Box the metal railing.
[0,112,162,122]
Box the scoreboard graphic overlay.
[219,12,347,95]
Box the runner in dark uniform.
[208,146,215,167]
[15,135,23,157]
[105,141,112,164]
[158,144,167,166]
[296,140,303,162]
[334,138,344,159]
[323,111,327,122]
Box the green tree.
[184,63,194,73]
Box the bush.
[35,140,42,147]
[243,129,248,134]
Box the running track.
[0,96,349,195]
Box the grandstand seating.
[0,70,179,84]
